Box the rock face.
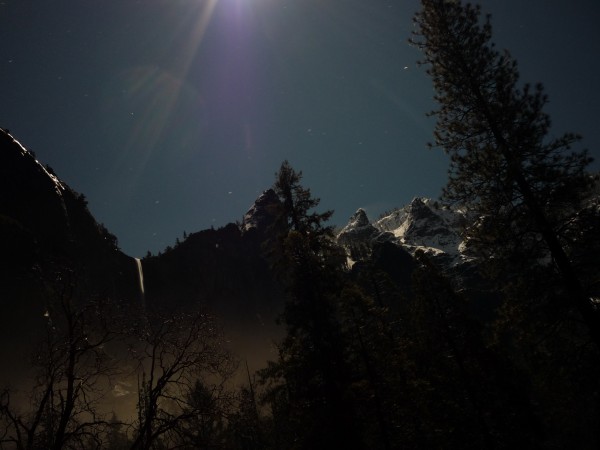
[241,188,281,235]
[0,129,70,263]
[0,128,138,298]
[337,209,393,249]
[0,129,141,387]
[377,198,468,258]
[338,197,472,267]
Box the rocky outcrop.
[241,189,280,230]
[338,209,392,247]
[338,197,472,268]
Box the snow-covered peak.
[375,197,466,256]
[346,208,370,229]
[338,208,394,248]
[338,198,472,265]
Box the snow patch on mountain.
[337,209,394,248]
[338,197,473,266]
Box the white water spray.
[134,258,145,304]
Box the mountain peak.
[348,208,370,228]
[337,198,471,265]
[337,208,394,253]
[241,189,281,233]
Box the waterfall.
[134,257,145,305]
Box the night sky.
[1,0,599,257]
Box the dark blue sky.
[1,0,599,256]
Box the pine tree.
[411,0,600,346]
[260,161,362,449]
[271,160,334,247]
[407,251,540,448]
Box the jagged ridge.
[338,197,473,266]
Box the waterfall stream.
[134,257,145,305]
